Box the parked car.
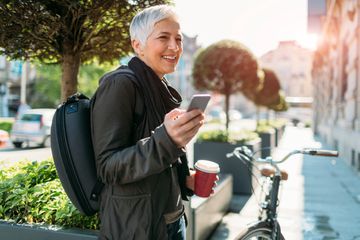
[10,108,56,148]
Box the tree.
[30,61,116,108]
[253,68,288,124]
[0,0,169,101]
[192,39,260,130]
[29,63,61,108]
[268,92,288,112]
[254,68,281,107]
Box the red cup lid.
[195,160,220,173]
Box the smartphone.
[187,94,211,112]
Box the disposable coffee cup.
[194,160,220,197]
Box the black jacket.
[91,68,191,240]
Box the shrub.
[266,119,288,128]
[304,121,312,128]
[0,160,99,230]
[197,130,229,143]
[197,129,259,144]
[0,122,12,133]
[256,125,274,134]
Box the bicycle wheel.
[236,222,285,240]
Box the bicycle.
[226,146,339,240]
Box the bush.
[197,129,259,144]
[255,124,274,134]
[256,118,289,133]
[258,119,288,129]
[0,122,12,133]
[197,130,229,143]
[0,160,99,230]
[304,121,311,128]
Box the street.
[0,144,52,168]
[211,126,360,240]
[0,119,256,169]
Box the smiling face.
[132,17,183,79]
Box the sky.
[173,0,317,57]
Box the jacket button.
[170,164,172,168]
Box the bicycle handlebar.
[227,146,339,164]
[301,149,339,157]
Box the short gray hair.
[130,5,179,46]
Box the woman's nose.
[168,38,180,51]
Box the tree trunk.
[256,106,260,127]
[61,53,81,101]
[225,93,230,132]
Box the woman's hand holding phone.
[164,94,210,147]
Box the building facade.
[0,57,35,117]
[312,0,360,170]
[260,41,314,98]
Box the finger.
[179,124,202,144]
[178,115,204,133]
[172,116,205,146]
[177,110,204,124]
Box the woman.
[91,5,205,240]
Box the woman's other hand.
[164,108,204,148]
[186,171,219,195]
[185,169,195,191]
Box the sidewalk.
[210,126,360,239]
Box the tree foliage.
[192,40,260,98]
[253,68,287,124]
[192,39,260,130]
[29,63,61,108]
[268,92,288,112]
[0,0,169,100]
[30,61,117,108]
[254,68,281,107]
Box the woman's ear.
[131,39,144,56]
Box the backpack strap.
[90,67,144,201]
[116,66,144,125]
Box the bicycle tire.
[235,222,285,240]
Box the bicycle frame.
[254,170,282,239]
[227,146,338,240]
[265,174,282,239]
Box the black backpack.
[51,68,139,216]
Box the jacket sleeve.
[91,74,185,185]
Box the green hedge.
[197,129,259,144]
[0,160,99,230]
[258,119,288,129]
[0,122,12,132]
